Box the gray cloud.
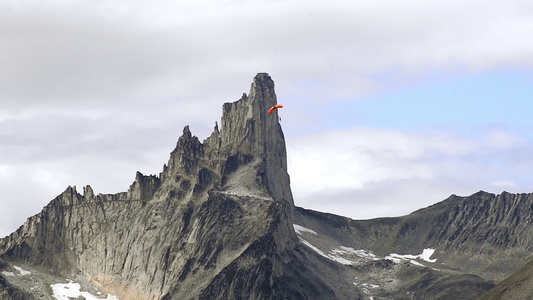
[2,1,532,105]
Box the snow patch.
[329,256,353,265]
[333,246,377,259]
[51,282,82,300]
[51,281,118,300]
[419,248,437,262]
[295,228,437,269]
[298,238,327,258]
[1,265,31,277]
[293,224,317,235]
[13,265,31,275]
[354,282,380,289]
[409,260,426,267]
[386,253,417,262]
[386,248,436,264]
[298,238,353,265]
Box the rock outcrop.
[0,73,333,300]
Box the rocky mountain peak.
[0,73,316,300]
[161,72,293,208]
[220,73,282,154]
[219,73,291,206]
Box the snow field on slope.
[2,265,31,277]
[51,281,119,300]
[293,224,318,235]
[385,248,437,263]
[293,224,437,267]
[13,265,31,275]
[1,271,15,276]
[1,264,118,299]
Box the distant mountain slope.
[479,258,533,300]
[296,191,533,278]
[293,191,533,299]
[398,192,533,281]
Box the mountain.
[293,191,533,299]
[0,73,336,300]
[1,73,532,299]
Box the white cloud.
[288,127,533,219]
[1,0,532,105]
[288,128,476,194]
[484,130,524,148]
[492,180,516,188]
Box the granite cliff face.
[0,73,334,299]
[1,73,533,300]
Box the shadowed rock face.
[0,259,35,300]
[479,257,533,300]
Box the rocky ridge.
[292,191,533,299]
[0,73,334,299]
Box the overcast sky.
[1,0,533,237]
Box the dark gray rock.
[0,275,36,300]
[0,257,37,300]
[479,257,533,300]
[293,190,533,299]
[0,73,328,300]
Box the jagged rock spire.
[220,73,284,156]
[0,74,309,300]
[218,73,292,206]
[160,73,294,207]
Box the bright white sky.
[1,0,533,237]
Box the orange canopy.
[268,104,283,114]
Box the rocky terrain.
[293,191,533,299]
[1,73,532,299]
[479,256,533,299]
